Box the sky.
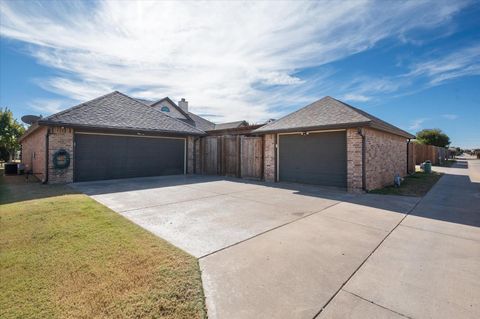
[0,0,479,148]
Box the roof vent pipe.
[178,98,188,113]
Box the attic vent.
[161,106,170,112]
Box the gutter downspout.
[406,138,411,175]
[43,128,49,184]
[357,128,366,191]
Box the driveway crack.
[312,196,424,318]
[398,224,480,242]
[198,201,342,259]
[342,289,413,319]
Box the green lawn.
[0,172,206,319]
[369,170,443,197]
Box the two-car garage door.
[278,131,347,188]
[73,131,346,186]
[74,133,185,182]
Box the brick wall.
[187,136,195,174]
[365,128,407,190]
[48,127,74,184]
[346,128,363,192]
[263,134,276,182]
[195,138,201,173]
[21,126,48,181]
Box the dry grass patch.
[369,170,443,197]
[0,174,205,318]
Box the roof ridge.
[41,91,119,122]
[330,97,412,137]
[216,120,247,125]
[326,96,371,122]
[116,92,204,134]
[258,96,369,131]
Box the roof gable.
[254,96,414,138]
[136,96,216,131]
[150,97,191,121]
[39,91,204,135]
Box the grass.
[369,169,443,197]
[0,172,206,319]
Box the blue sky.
[1,0,479,148]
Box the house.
[19,92,414,192]
[253,96,415,191]
[19,91,211,183]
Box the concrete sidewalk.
[320,159,480,318]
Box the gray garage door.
[278,131,347,187]
[74,133,185,182]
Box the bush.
[416,129,450,147]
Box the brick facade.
[259,128,407,192]
[263,134,276,182]
[364,128,407,191]
[48,127,74,184]
[20,126,48,182]
[346,128,363,192]
[20,125,407,190]
[194,138,201,173]
[187,136,195,174]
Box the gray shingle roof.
[187,112,216,131]
[253,96,414,138]
[39,91,204,135]
[134,98,156,106]
[210,120,248,131]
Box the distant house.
[19,92,413,191]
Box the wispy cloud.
[442,113,459,120]
[342,93,371,102]
[409,118,428,130]
[340,77,403,102]
[27,98,73,115]
[338,44,480,102]
[408,45,480,86]
[0,0,470,121]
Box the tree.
[0,108,25,161]
[416,128,450,147]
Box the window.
[160,106,170,112]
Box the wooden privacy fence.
[196,135,263,180]
[408,143,448,173]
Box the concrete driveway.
[72,160,480,319]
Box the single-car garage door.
[278,131,347,187]
[74,133,185,182]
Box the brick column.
[346,128,363,192]
[187,136,194,174]
[48,127,74,184]
[263,134,276,182]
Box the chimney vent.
[178,98,188,112]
